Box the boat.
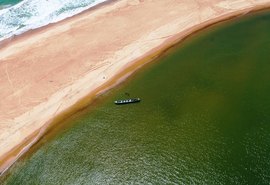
[114,98,141,105]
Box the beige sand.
[1,0,270,174]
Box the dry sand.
[1,0,270,174]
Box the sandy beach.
[1,0,270,175]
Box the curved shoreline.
[1,0,270,176]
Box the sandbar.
[1,0,270,175]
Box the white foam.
[0,0,109,43]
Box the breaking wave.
[0,0,109,42]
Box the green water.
[2,10,270,185]
[0,0,21,6]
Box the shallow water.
[0,0,20,10]
[1,10,270,185]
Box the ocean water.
[0,0,21,7]
[1,9,270,185]
[0,0,109,42]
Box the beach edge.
[1,0,270,177]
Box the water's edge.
[0,0,118,48]
[1,5,270,177]
[0,0,113,43]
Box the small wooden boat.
[114,98,141,105]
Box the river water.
[1,10,270,185]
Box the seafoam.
[0,0,109,43]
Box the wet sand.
[1,0,270,175]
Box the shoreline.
[0,0,119,48]
[1,0,270,176]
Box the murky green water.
[2,10,270,185]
